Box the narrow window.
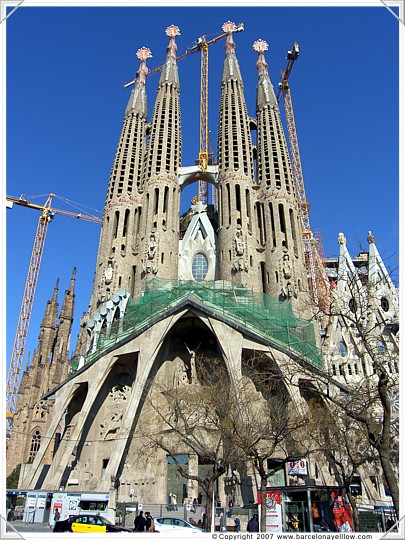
[269,203,276,248]
[29,429,42,462]
[235,184,241,226]
[278,204,288,248]
[122,209,130,238]
[113,211,120,239]
[227,184,231,225]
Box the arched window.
[29,429,42,462]
[338,342,347,358]
[378,340,387,355]
[381,297,389,312]
[192,253,208,282]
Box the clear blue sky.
[4,2,400,374]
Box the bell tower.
[253,39,308,311]
[216,22,261,290]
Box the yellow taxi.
[53,514,131,533]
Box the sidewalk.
[5,520,53,535]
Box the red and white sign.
[287,459,308,476]
[258,491,283,532]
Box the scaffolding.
[83,279,322,368]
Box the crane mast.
[6,194,101,443]
[277,44,329,311]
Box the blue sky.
[4,2,401,374]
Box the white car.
[154,517,204,534]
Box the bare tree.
[139,356,242,532]
[223,354,313,532]
[315,242,400,518]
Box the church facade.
[7,22,398,525]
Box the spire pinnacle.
[254,38,277,109]
[69,267,77,292]
[125,46,152,117]
[253,39,269,75]
[221,21,243,84]
[223,20,237,55]
[52,278,59,302]
[159,25,180,87]
[136,47,152,85]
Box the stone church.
[7,22,398,521]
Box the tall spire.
[59,267,76,321]
[221,21,244,84]
[134,25,182,293]
[254,39,278,109]
[216,22,260,290]
[142,25,182,183]
[125,47,151,118]
[159,25,180,88]
[49,268,76,386]
[253,40,308,309]
[89,48,151,312]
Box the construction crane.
[6,193,102,443]
[124,23,244,205]
[277,44,329,316]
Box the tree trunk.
[346,491,360,532]
[260,479,267,532]
[379,449,399,519]
[202,483,214,533]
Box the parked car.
[154,517,204,534]
[53,514,132,533]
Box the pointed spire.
[60,268,76,321]
[52,278,59,302]
[159,25,180,88]
[125,47,152,118]
[253,39,278,109]
[25,351,31,371]
[221,21,243,84]
[69,267,76,292]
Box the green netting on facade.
[88,279,322,367]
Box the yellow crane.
[124,23,244,205]
[6,193,102,443]
[277,44,329,316]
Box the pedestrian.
[51,508,61,530]
[171,493,178,510]
[145,512,155,533]
[228,498,234,517]
[134,510,146,532]
[234,517,241,532]
[145,512,155,532]
[197,493,202,505]
[219,511,226,532]
[247,514,259,532]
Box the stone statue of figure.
[235,228,245,256]
[148,231,157,259]
[338,232,346,245]
[104,262,113,285]
[184,342,201,385]
[282,253,292,279]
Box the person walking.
[171,493,178,510]
[134,510,146,532]
[247,514,259,532]
[234,517,241,532]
